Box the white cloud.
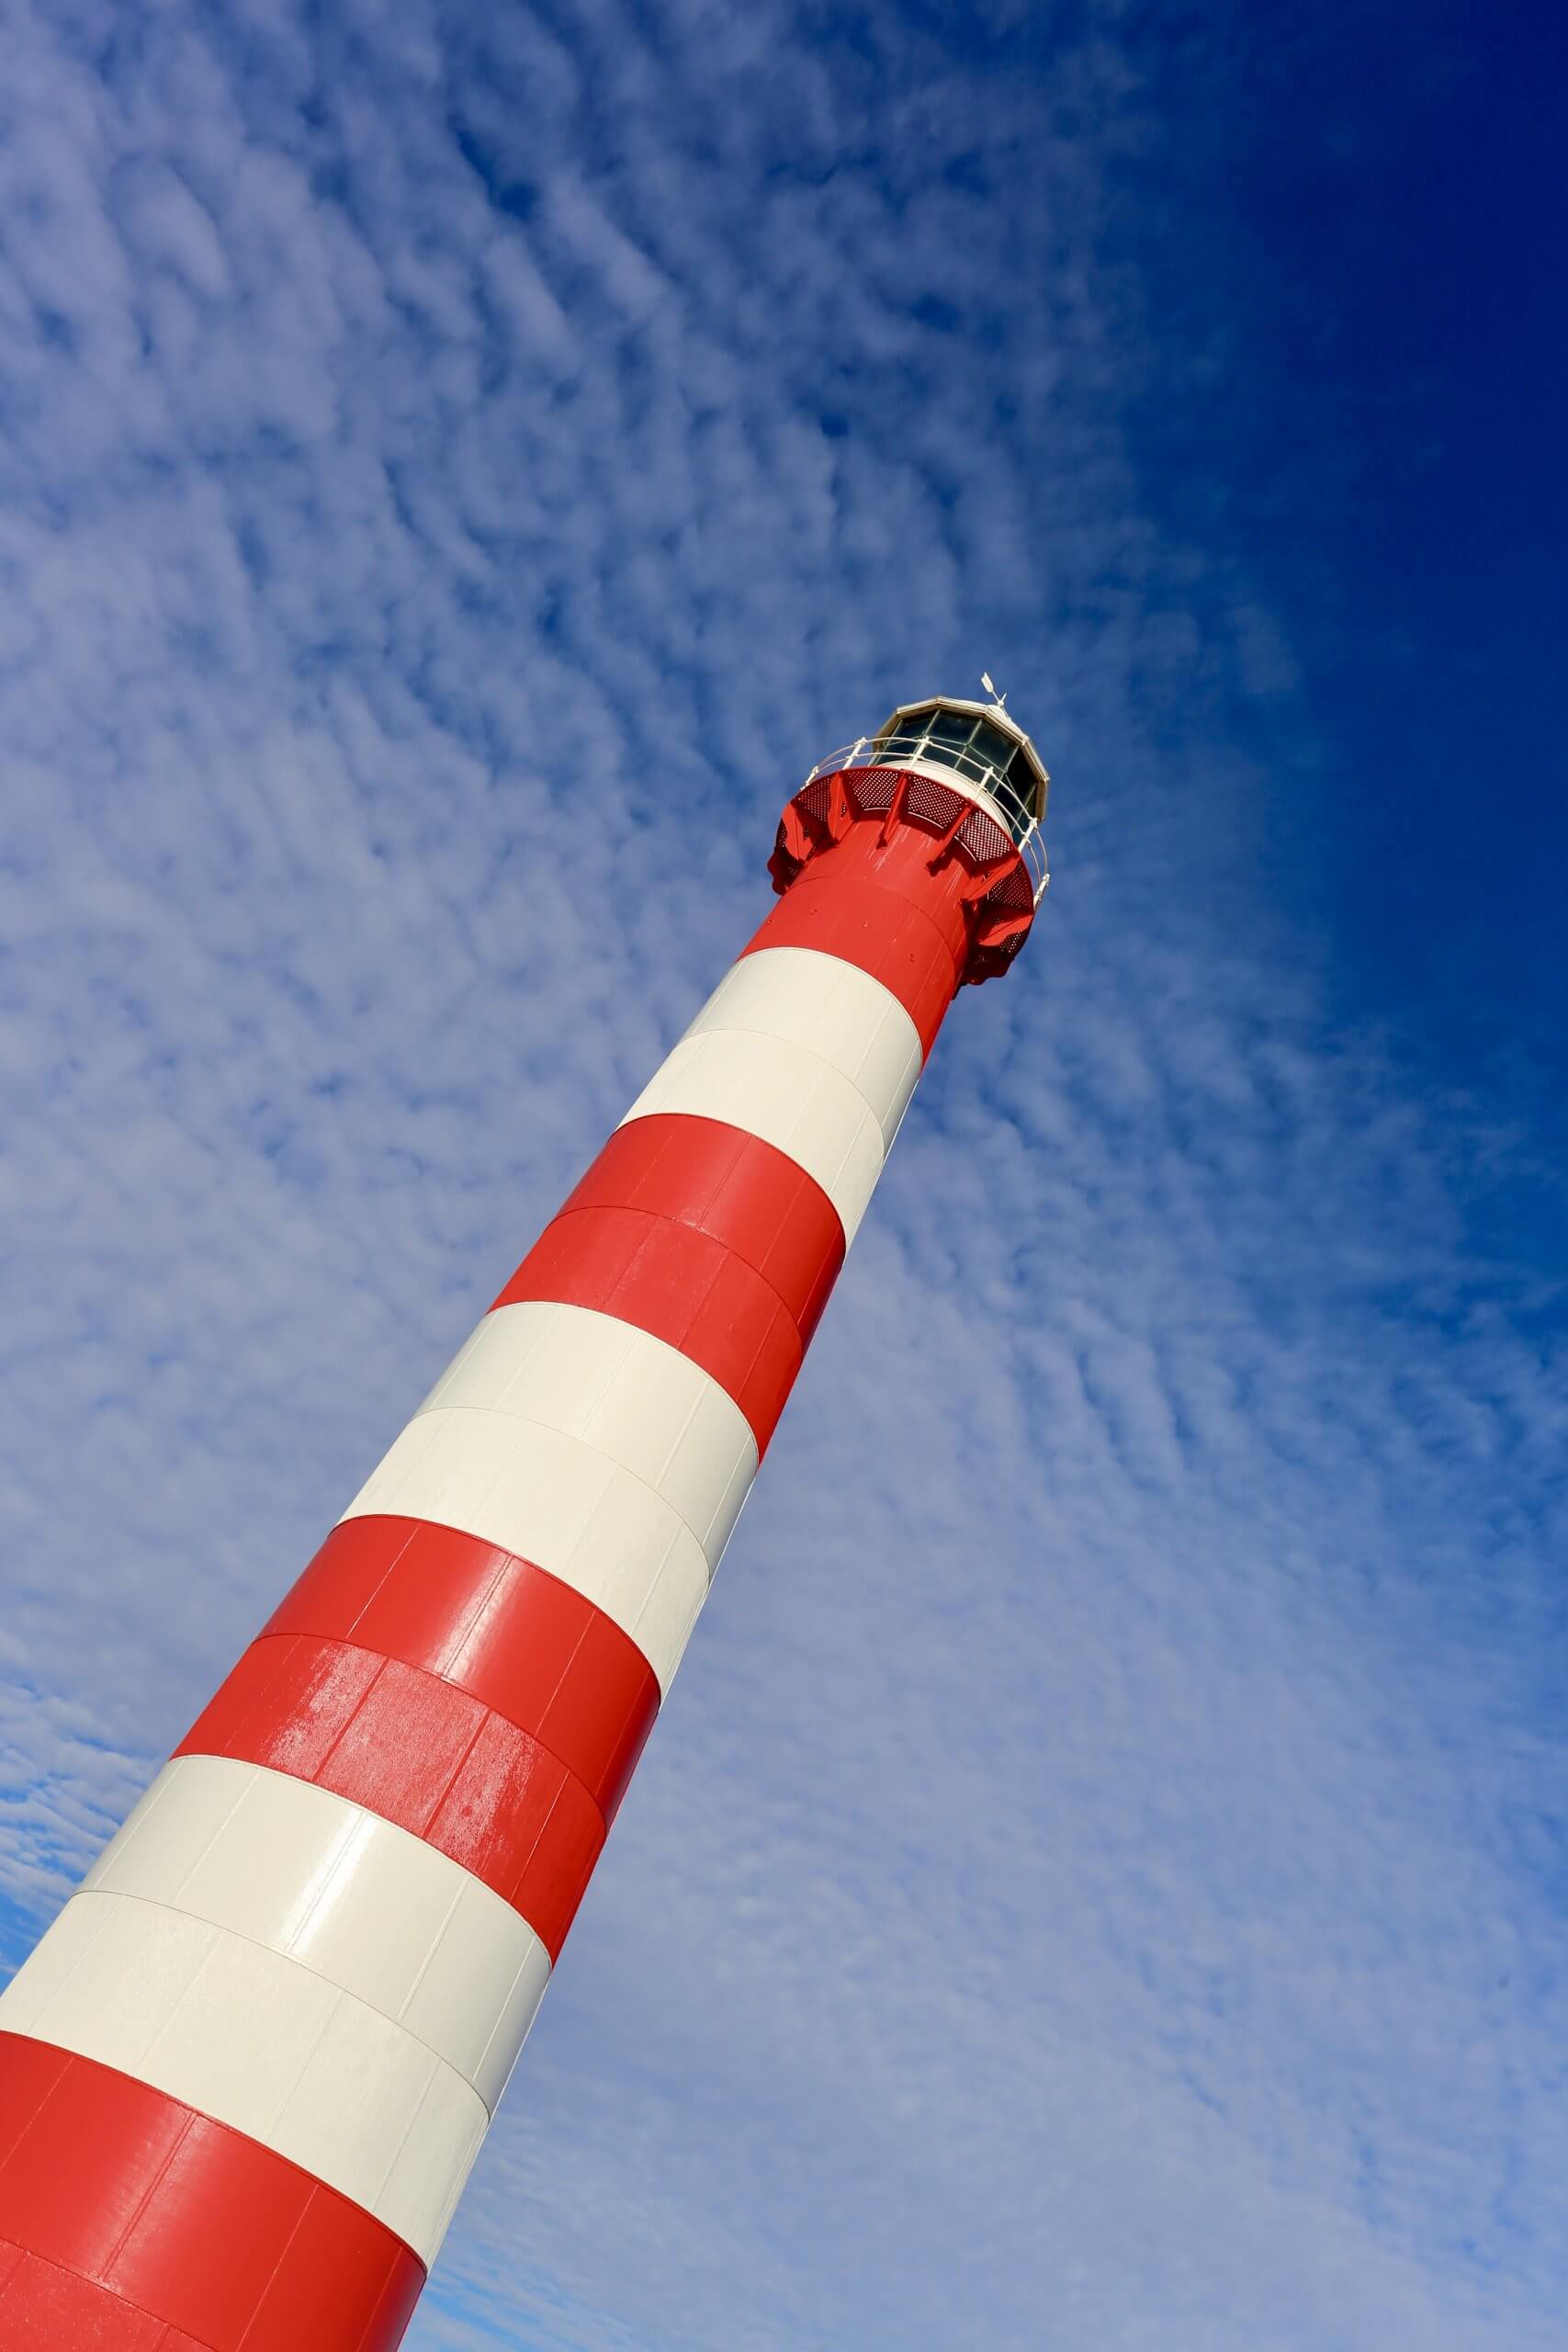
[0,2,1562,2347]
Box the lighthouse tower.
[0,695,1049,2349]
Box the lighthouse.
[0,694,1049,2349]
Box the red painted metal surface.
[524,1114,842,1312]
[0,2036,423,2351]
[746,852,964,1055]
[766,763,1037,996]
[499,1204,801,1452]
[262,1518,659,1822]
[496,1114,846,1450]
[177,1634,606,1961]
[554,1115,844,1330]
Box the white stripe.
[681,947,922,1148]
[340,1409,705,1694]
[83,1756,549,2114]
[417,1303,758,1556]
[340,1303,759,1695]
[0,1890,485,2263]
[621,1033,886,1238]
[616,950,921,1239]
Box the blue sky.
[1,3,1564,2347]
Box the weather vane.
[981,669,1008,710]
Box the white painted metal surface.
[419,1302,758,1556]
[83,1755,551,2111]
[0,1889,489,2261]
[682,948,922,1150]
[342,1410,717,1692]
[619,1028,888,1239]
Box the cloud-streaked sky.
[3,3,1563,2346]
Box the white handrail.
[801,737,1049,903]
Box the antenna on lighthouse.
[981,669,1008,710]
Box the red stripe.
[177,1633,607,1962]
[547,1114,844,1331]
[496,1207,800,1452]
[0,2035,423,2351]
[493,1116,845,1451]
[0,2251,206,2348]
[259,1519,659,1823]
[746,821,968,1054]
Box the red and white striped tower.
[0,693,1048,2350]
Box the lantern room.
[870,694,1049,850]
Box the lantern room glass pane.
[971,721,1014,775]
[881,708,932,756]
[1003,747,1038,819]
